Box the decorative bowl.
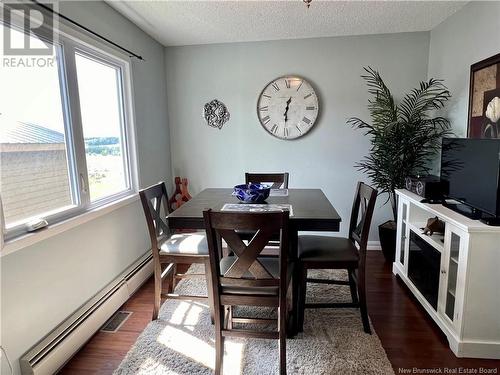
[232,184,271,203]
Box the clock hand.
[284,97,292,123]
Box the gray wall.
[1,2,171,373]
[165,32,430,242]
[428,1,500,136]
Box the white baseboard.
[20,251,153,375]
[455,339,500,359]
[367,241,382,250]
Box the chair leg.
[171,263,178,291]
[297,267,307,332]
[291,267,299,337]
[214,305,225,375]
[279,298,287,375]
[152,263,162,321]
[204,259,215,324]
[348,269,359,304]
[227,306,233,329]
[167,264,175,294]
[357,269,371,334]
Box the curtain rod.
[31,0,144,61]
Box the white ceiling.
[107,1,467,47]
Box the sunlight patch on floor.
[224,339,245,374]
[169,300,204,328]
[156,302,246,373]
[157,325,215,369]
[139,357,174,374]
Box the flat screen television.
[441,138,500,220]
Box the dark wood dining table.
[167,188,341,232]
[167,188,342,334]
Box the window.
[0,28,74,226]
[75,52,130,201]
[0,12,136,240]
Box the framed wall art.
[468,53,500,138]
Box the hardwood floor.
[365,253,500,374]
[60,252,500,374]
[59,278,156,374]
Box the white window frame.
[1,5,139,241]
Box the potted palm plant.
[348,67,452,262]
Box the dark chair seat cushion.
[219,256,292,295]
[298,236,359,266]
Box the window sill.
[1,194,139,257]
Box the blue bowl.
[232,184,271,203]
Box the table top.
[167,188,341,231]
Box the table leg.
[290,227,299,338]
[204,258,215,325]
[216,232,224,258]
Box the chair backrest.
[245,172,289,189]
[203,210,290,291]
[139,182,172,255]
[348,182,378,258]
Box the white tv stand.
[393,189,500,359]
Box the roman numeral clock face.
[257,76,319,140]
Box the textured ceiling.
[107,1,466,47]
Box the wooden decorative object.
[168,177,192,212]
[181,178,192,200]
[423,216,445,236]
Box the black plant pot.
[379,220,397,263]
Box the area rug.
[114,266,394,375]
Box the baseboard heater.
[20,252,153,375]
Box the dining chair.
[296,182,377,334]
[240,172,289,256]
[139,182,214,321]
[203,209,293,375]
[245,172,289,189]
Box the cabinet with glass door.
[394,198,409,274]
[438,224,468,331]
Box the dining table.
[168,188,341,231]
[166,187,342,334]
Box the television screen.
[441,138,500,217]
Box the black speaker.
[404,175,448,202]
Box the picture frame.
[467,52,500,138]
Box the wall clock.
[257,75,319,140]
